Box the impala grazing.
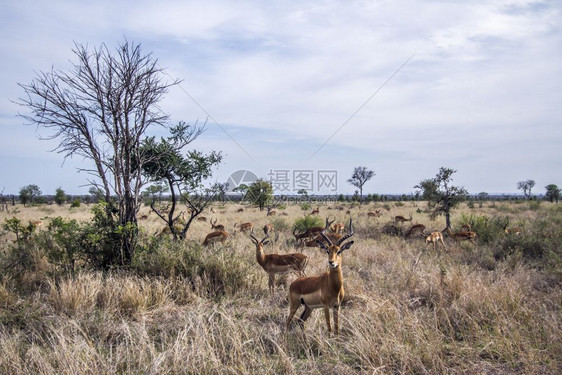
[235,222,254,233]
[425,231,446,254]
[263,223,274,235]
[443,227,477,243]
[395,214,413,224]
[310,207,320,215]
[251,234,308,294]
[287,219,354,335]
[293,217,332,243]
[404,223,426,238]
[203,230,229,246]
[367,209,382,218]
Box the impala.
[395,214,413,224]
[310,207,320,215]
[502,219,521,235]
[235,222,254,233]
[443,227,477,243]
[210,218,225,231]
[300,232,343,248]
[367,210,382,218]
[203,230,229,246]
[267,207,276,216]
[293,217,332,242]
[405,223,426,238]
[197,216,207,222]
[286,219,354,335]
[504,227,522,235]
[251,234,308,294]
[330,220,345,235]
[237,208,244,213]
[425,231,446,254]
[460,223,472,232]
[263,223,274,235]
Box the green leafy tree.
[517,179,535,200]
[245,179,273,211]
[415,167,468,228]
[545,184,560,204]
[54,187,67,206]
[18,40,183,265]
[140,123,222,240]
[348,167,375,205]
[19,184,41,206]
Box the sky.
[1,0,561,196]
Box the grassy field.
[0,200,561,374]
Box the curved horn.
[320,230,333,246]
[337,218,354,245]
[260,234,270,244]
[250,234,259,244]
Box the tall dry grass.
[0,201,560,374]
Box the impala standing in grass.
[287,219,354,335]
[250,234,308,294]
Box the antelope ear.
[262,240,270,246]
[339,241,355,252]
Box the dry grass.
[0,201,561,374]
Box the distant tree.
[54,187,67,206]
[88,186,105,204]
[545,184,560,204]
[477,192,489,208]
[297,189,309,198]
[19,184,41,206]
[17,40,182,266]
[245,179,273,211]
[140,123,222,240]
[517,179,535,200]
[143,183,168,204]
[347,167,375,205]
[415,167,468,228]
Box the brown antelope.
[29,220,42,228]
[237,208,244,213]
[263,223,274,235]
[310,207,320,215]
[460,223,472,232]
[442,227,477,243]
[367,209,382,218]
[210,218,225,231]
[395,214,413,225]
[425,231,446,254]
[405,223,426,238]
[251,234,308,294]
[235,222,254,233]
[267,206,276,216]
[293,217,332,243]
[287,219,354,335]
[502,218,521,235]
[197,216,207,222]
[203,230,229,246]
[300,232,343,248]
[330,220,345,235]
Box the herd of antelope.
[139,204,526,336]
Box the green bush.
[292,215,324,234]
[300,202,311,211]
[70,198,81,208]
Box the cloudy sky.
[1,0,561,196]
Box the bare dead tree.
[16,40,180,265]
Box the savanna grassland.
[0,200,561,374]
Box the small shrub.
[300,202,311,211]
[292,215,324,234]
[70,199,81,208]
